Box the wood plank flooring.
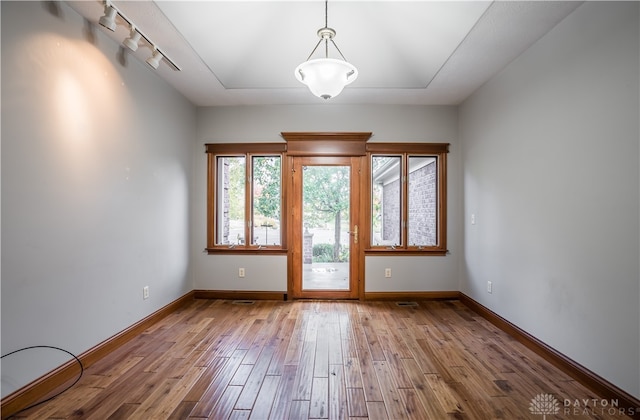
[12,299,631,419]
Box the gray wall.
[193,105,462,293]
[1,2,196,397]
[460,2,639,398]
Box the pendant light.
[295,0,358,100]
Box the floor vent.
[232,300,255,305]
[395,301,419,307]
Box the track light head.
[123,28,142,52]
[146,49,163,69]
[98,4,117,32]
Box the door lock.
[349,225,358,243]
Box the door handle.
[349,225,358,244]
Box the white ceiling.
[67,1,582,107]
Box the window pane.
[252,156,282,245]
[408,156,437,246]
[371,156,401,246]
[216,156,245,245]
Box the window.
[367,143,448,254]
[206,144,286,253]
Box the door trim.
[281,132,371,156]
[283,132,372,300]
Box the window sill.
[205,248,288,255]
[364,248,448,256]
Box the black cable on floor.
[1,345,84,419]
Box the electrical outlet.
[487,281,492,294]
[384,268,392,278]
[239,268,245,278]
[143,286,149,300]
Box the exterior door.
[290,156,361,299]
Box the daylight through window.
[367,142,448,254]
[206,143,286,252]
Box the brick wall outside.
[303,230,314,264]
[380,161,437,246]
[408,161,436,246]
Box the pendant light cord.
[324,0,329,57]
[325,0,328,28]
[304,0,349,62]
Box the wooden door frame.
[282,132,372,300]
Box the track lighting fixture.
[123,27,142,52]
[95,1,180,71]
[98,3,117,32]
[146,49,163,69]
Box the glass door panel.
[302,165,350,290]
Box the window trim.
[205,140,448,256]
[206,143,287,254]
[365,143,449,255]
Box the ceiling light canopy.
[295,1,357,100]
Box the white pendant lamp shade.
[295,58,358,100]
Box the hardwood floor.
[13,299,631,419]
